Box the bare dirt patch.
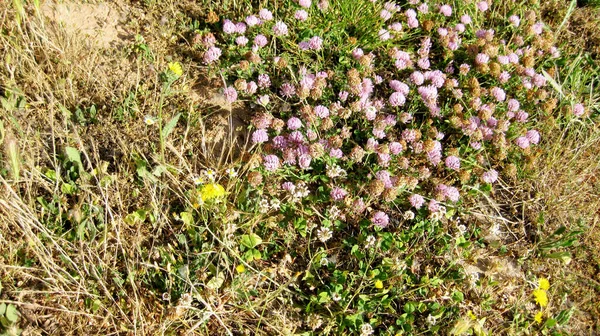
[42,0,129,48]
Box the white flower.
[320,257,329,266]
[326,164,347,178]
[270,199,281,210]
[258,199,270,213]
[316,226,333,243]
[144,115,157,125]
[225,167,237,178]
[203,169,216,181]
[365,235,376,249]
[329,205,342,220]
[403,210,415,220]
[192,175,205,185]
[457,224,467,234]
[331,292,342,301]
[426,314,437,325]
[360,323,374,336]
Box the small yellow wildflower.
[374,280,383,289]
[168,62,183,77]
[467,310,477,320]
[533,289,548,307]
[200,183,226,201]
[236,264,246,273]
[534,311,543,324]
[538,278,550,291]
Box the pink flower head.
[330,187,348,201]
[309,36,323,50]
[280,82,296,98]
[482,169,498,184]
[298,0,311,8]
[329,148,343,159]
[444,185,460,202]
[223,87,238,103]
[259,8,273,21]
[515,136,530,149]
[235,36,249,46]
[389,92,406,107]
[439,4,452,17]
[390,80,409,95]
[455,23,465,33]
[515,110,529,123]
[287,117,302,130]
[377,152,391,167]
[409,194,425,209]
[246,81,258,95]
[380,9,392,21]
[252,129,269,144]
[532,22,544,35]
[298,154,312,169]
[445,156,461,171]
[477,1,489,11]
[223,20,236,34]
[254,34,268,47]
[509,15,520,27]
[406,16,418,28]
[491,87,506,102]
[410,71,425,85]
[263,154,280,171]
[272,135,287,149]
[526,130,540,144]
[295,9,309,21]
[272,21,289,36]
[246,15,261,27]
[475,53,490,65]
[258,74,271,88]
[405,9,417,18]
[282,181,295,192]
[461,14,472,25]
[389,22,403,31]
[507,99,520,112]
[428,199,441,213]
[314,105,330,118]
[235,22,247,34]
[372,211,390,228]
[203,47,222,64]
[379,29,391,41]
[389,142,403,155]
[418,3,429,13]
[573,103,585,117]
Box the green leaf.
[180,212,194,226]
[206,273,225,290]
[452,291,464,302]
[0,303,6,315]
[555,307,575,325]
[65,146,83,172]
[5,304,18,323]
[161,112,181,139]
[240,234,262,249]
[544,318,557,328]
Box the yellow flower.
[467,310,477,320]
[533,289,548,307]
[538,278,550,291]
[168,62,183,77]
[374,280,383,289]
[200,183,226,201]
[236,264,246,273]
[534,311,543,324]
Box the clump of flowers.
[190,2,589,332]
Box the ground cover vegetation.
[0,0,599,334]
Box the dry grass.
[1,0,600,335]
